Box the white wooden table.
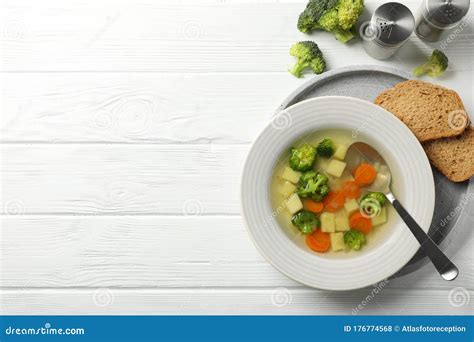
[1,0,473,315]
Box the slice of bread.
[374,80,469,142]
[423,126,474,182]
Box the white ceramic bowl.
[241,96,435,290]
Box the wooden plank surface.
[0,73,293,144]
[1,72,472,144]
[1,288,473,315]
[1,1,473,72]
[1,144,245,215]
[0,215,472,289]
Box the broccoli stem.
[413,64,428,77]
[289,61,310,78]
[333,29,354,43]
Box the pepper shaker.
[415,0,470,42]
[361,2,415,60]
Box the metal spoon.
[346,142,459,281]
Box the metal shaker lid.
[423,0,470,27]
[366,2,415,47]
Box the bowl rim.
[240,95,435,290]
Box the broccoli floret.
[297,7,322,33]
[297,171,330,201]
[413,49,448,78]
[291,210,321,234]
[297,0,335,33]
[297,0,364,43]
[289,143,317,171]
[361,192,387,206]
[344,230,366,250]
[338,0,365,30]
[316,138,335,157]
[289,41,326,78]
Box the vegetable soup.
[270,129,396,256]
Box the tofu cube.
[320,212,335,233]
[326,159,346,178]
[333,144,348,160]
[371,207,387,227]
[278,181,297,197]
[280,167,301,184]
[317,158,330,173]
[344,198,359,216]
[286,193,303,214]
[330,232,345,251]
[335,210,350,231]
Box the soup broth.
[270,129,396,257]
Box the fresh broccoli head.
[413,49,448,78]
[289,143,317,171]
[361,192,387,206]
[291,210,321,234]
[298,0,335,33]
[344,230,366,250]
[289,41,326,78]
[297,171,330,201]
[297,0,364,43]
[316,138,335,157]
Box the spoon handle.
[385,192,459,281]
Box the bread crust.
[374,80,469,142]
[423,126,474,182]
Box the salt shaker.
[415,0,470,42]
[361,2,415,60]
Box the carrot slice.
[340,180,361,199]
[306,229,331,253]
[323,191,346,212]
[305,199,324,213]
[349,212,373,234]
[353,163,377,186]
